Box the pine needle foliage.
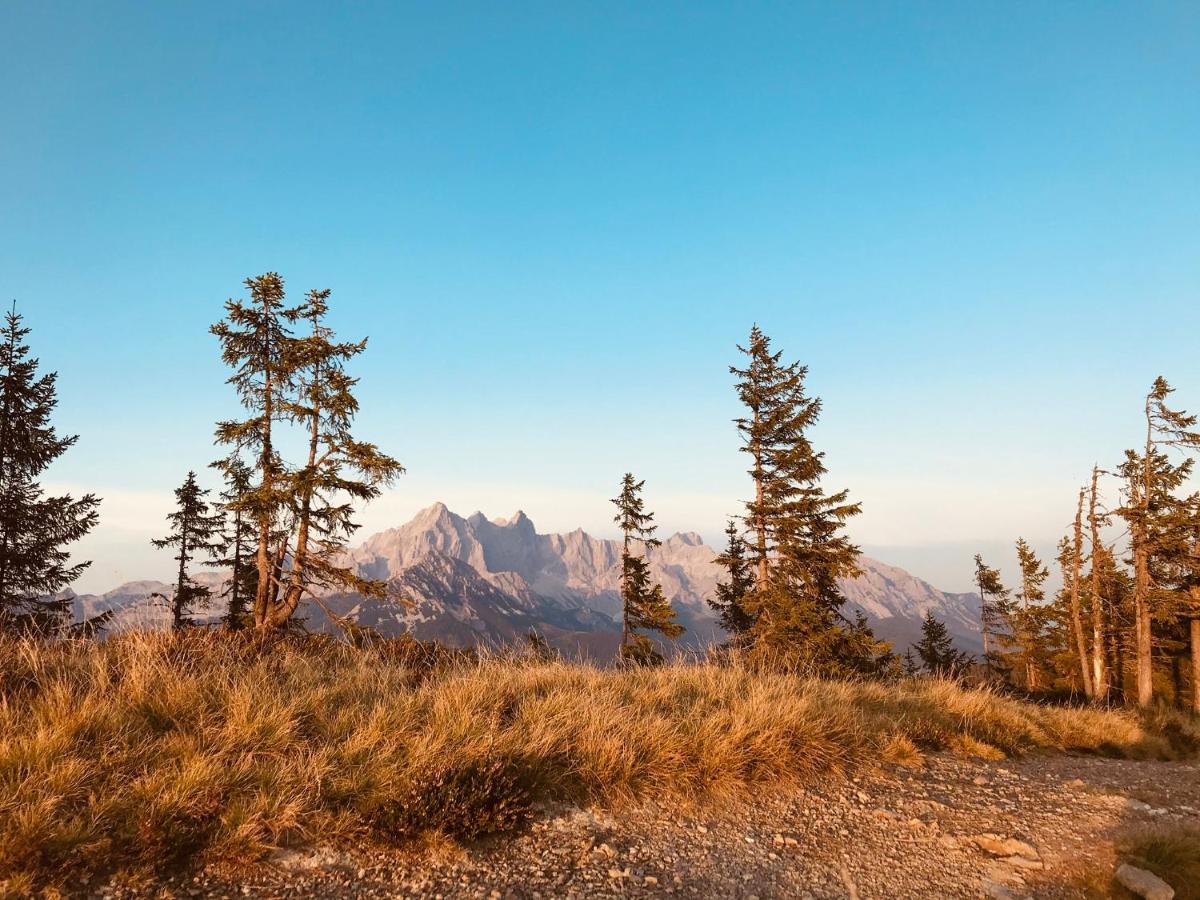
[151,471,224,629]
[209,455,259,629]
[211,275,404,630]
[730,325,872,672]
[0,305,99,633]
[974,554,1009,678]
[708,519,757,647]
[611,473,684,665]
[914,610,971,677]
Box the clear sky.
[3,2,1198,594]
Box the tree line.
[0,278,1196,712]
[967,378,1200,711]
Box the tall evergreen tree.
[152,471,224,629]
[708,519,756,648]
[1115,377,1200,707]
[1002,538,1052,691]
[974,554,1009,677]
[730,325,866,670]
[212,273,299,627]
[0,305,100,633]
[611,473,684,665]
[913,610,970,676]
[210,455,258,629]
[212,276,403,630]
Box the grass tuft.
[1117,824,1200,900]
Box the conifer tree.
[0,305,100,633]
[212,273,299,626]
[611,473,684,665]
[1115,377,1200,707]
[974,554,1009,677]
[1002,538,1051,691]
[708,519,756,648]
[212,276,403,630]
[902,648,919,677]
[210,455,258,629]
[730,325,866,670]
[152,471,225,629]
[913,610,970,677]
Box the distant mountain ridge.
[69,502,983,656]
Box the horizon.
[6,2,1199,595]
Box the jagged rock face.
[71,502,982,654]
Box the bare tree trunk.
[1070,487,1094,698]
[752,424,768,596]
[1088,467,1109,702]
[977,566,991,678]
[253,300,276,628]
[1134,413,1155,707]
[620,529,630,656]
[1191,616,1200,715]
[173,522,189,631]
[271,334,323,629]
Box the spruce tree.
[212,276,403,630]
[152,471,225,629]
[731,325,866,671]
[611,473,684,665]
[1115,377,1200,707]
[913,610,969,677]
[0,305,100,633]
[210,455,258,629]
[974,554,1009,677]
[1001,538,1051,691]
[708,519,756,648]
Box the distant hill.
[68,502,983,656]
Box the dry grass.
[1117,823,1200,900]
[1,631,1196,890]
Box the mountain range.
[69,502,983,657]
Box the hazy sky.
[3,2,1198,594]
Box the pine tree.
[1002,538,1051,691]
[212,276,403,630]
[1115,377,1200,707]
[902,648,919,677]
[611,473,684,665]
[708,519,756,648]
[0,305,100,633]
[212,273,299,627]
[913,610,970,677]
[209,455,258,629]
[151,471,224,629]
[974,554,1009,677]
[730,325,867,670]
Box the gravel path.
[116,754,1200,899]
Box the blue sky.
[3,2,1198,593]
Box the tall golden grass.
[1,631,1196,891]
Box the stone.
[1115,864,1175,900]
[970,834,1039,859]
